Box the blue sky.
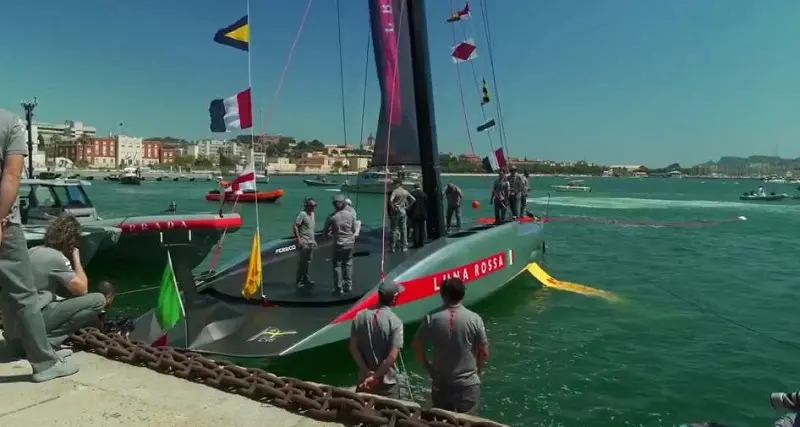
[1,0,798,166]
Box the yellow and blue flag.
[214,16,249,52]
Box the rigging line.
[355,28,372,211]
[460,13,498,155]
[477,0,510,156]
[649,282,800,352]
[335,0,348,147]
[378,0,408,278]
[262,0,315,134]
[208,196,241,271]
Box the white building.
[116,135,143,167]
[33,120,97,143]
[188,139,228,159]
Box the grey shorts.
[431,383,481,415]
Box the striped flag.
[209,88,253,133]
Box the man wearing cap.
[344,198,361,238]
[444,183,463,231]
[293,198,317,291]
[349,281,405,398]
[325,194,357,295]
[490,170,510,224]
[388,179,415,252]
[413,277,489,415]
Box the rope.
[262,0,315,133]
[477,0,510,155]
[397,350,415,401]
[378,0,408,279]
[335,0,348,147]
[355,28,372,211]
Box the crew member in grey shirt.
[325,194,357,295]
[349,281,405,398]
[414,277,490,415]
[444,183,463,231]
[0,108,78,382]
[293,198,317,291]
[490,170,510,224]
[29,214,109,348]
[507,166,526,218]
[521,170,532,217]
[344,197,361,238]
[388,179,415,252]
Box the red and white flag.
[451,39,477,63]
[225,163,256,194]
[209,88,253,133]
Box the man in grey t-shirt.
[349,281,405,398]
[29,214,108,348]
[414,277,490,415]
[293,198,317,291]
[325,194,357,295]
[388,179,415,252]
[490,170,510,224]
[0,108,78,382]
[444,183,463,231]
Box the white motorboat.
[552,180,592,192]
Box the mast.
[406,0,445,240]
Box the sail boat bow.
[129,0,546,357]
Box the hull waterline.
[130,220,545,358]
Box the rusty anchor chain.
[0,312,505,427]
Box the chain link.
[0,312,506,427]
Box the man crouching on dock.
[28,214,111,349]
[349,282,405,398]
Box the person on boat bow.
[349,281,405,398]
[293,198,317,292]
[490,170,511,224]
[444,183,463,231]
[507,166,526,218]
[325,194,357,296]
[408,183,428,248]
[388,179,416,252]
[522,171,533,217]
[0,108,78,382]
[414,277,489,415]
[757,186,766,196]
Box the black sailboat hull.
[131,220,545,358]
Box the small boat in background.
[552,180,592,192]
[303,175,339,187]
[119,167,142,185]
[205,188,285,203]
[739,192,788,201]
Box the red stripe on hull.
[118,216,243,233]
[332,251,511,324]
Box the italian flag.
[152,251,185,346]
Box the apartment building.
[116,135,143,167]
[142,140,161,166]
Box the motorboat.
[205,188,285,203]
[340,169,419,194]
[119,167,142,185]
[739,192,788,201]
[20,178,243,276]
[129,0,546,358]
[303,176,339,187]
[552,180,592,192]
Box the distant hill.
[696,155,800,170]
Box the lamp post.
[20,97,38,179]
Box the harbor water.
[93,175,800,427]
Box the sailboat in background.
[130,0,547,357]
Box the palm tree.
[75,135,93,168]
[47,135,62,167]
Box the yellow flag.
[241,232,262,298]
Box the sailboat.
[130,0,546,357]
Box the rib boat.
[20,178,242,274]
[129,0,546,357]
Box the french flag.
[209,88,253,133]
[226,163,256,194]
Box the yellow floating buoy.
[527,262,621,303]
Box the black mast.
[406,0,445,240]
[21,98,38,179]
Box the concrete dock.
[0,340,340,427]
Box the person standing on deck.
[0,108,78,382]
[325,194,357,296]
[444,183,463,231]
[414,277,489,415]
[388,179,415,252]
[490,170,510,224]
[521,171,532,217]
[349,281,405,398]
[408,183,427,248]
[344,197,361,238]
[293,198,317,292]
[507,166,525,218]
